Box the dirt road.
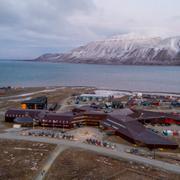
[0,131,180,174]
[35,145,67,180]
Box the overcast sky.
[0,0,180,59]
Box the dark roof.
[14,117,33,124]
[136,110,180,121]
[110,108,134,116]
[125,121,177,146]
[44,112,74,121]
[6,109,74,123]
[6,108,45,117]
[101,114,178,148]
[22,96,47,104]
[5,107,178,148]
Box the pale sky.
[0,0,180,59]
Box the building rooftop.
[22,96,47,104]
[80,94,110,98]
[102,114,178,148]
[14,117,33,124]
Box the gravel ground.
[45,148,180,180]
[0,139,56,180]
[68,127,106,142]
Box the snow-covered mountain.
[35,34,180,65]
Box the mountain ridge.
[35,34,180,65]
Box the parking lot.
[85,138,116,150]
[19,127,118,150]
[20,129,75,141]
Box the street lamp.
[153,144,155,159]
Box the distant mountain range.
[35,33,180,65]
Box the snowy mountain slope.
[35,34,180,65]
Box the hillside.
[35,34,180,65]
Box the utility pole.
[52,120,54,130]
[33,118,35,129]
[62,121,64,133]
[43,119,45,129]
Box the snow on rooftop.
[80,93,109,97]
[95,90,131,97]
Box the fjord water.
[0,60,180,93]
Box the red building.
[5,107,179,149]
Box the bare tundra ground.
[45,148,180,180]
[0,139,55,180]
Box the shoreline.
[0,59,179,67]
[17,59,180,67]
[1,85,180,97]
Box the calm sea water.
[0,60,180,93]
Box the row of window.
[6,114,25,118]
[42,123,70,127]
[6,114,70,124]
[41,119,70,124]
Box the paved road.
[35,145,67,180]
[0,132,180,174]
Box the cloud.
[69,0,180,38]
[0,0,180,59]
[0,0,96,58]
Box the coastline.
[21,59,180,67]
[1,85,180,97]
